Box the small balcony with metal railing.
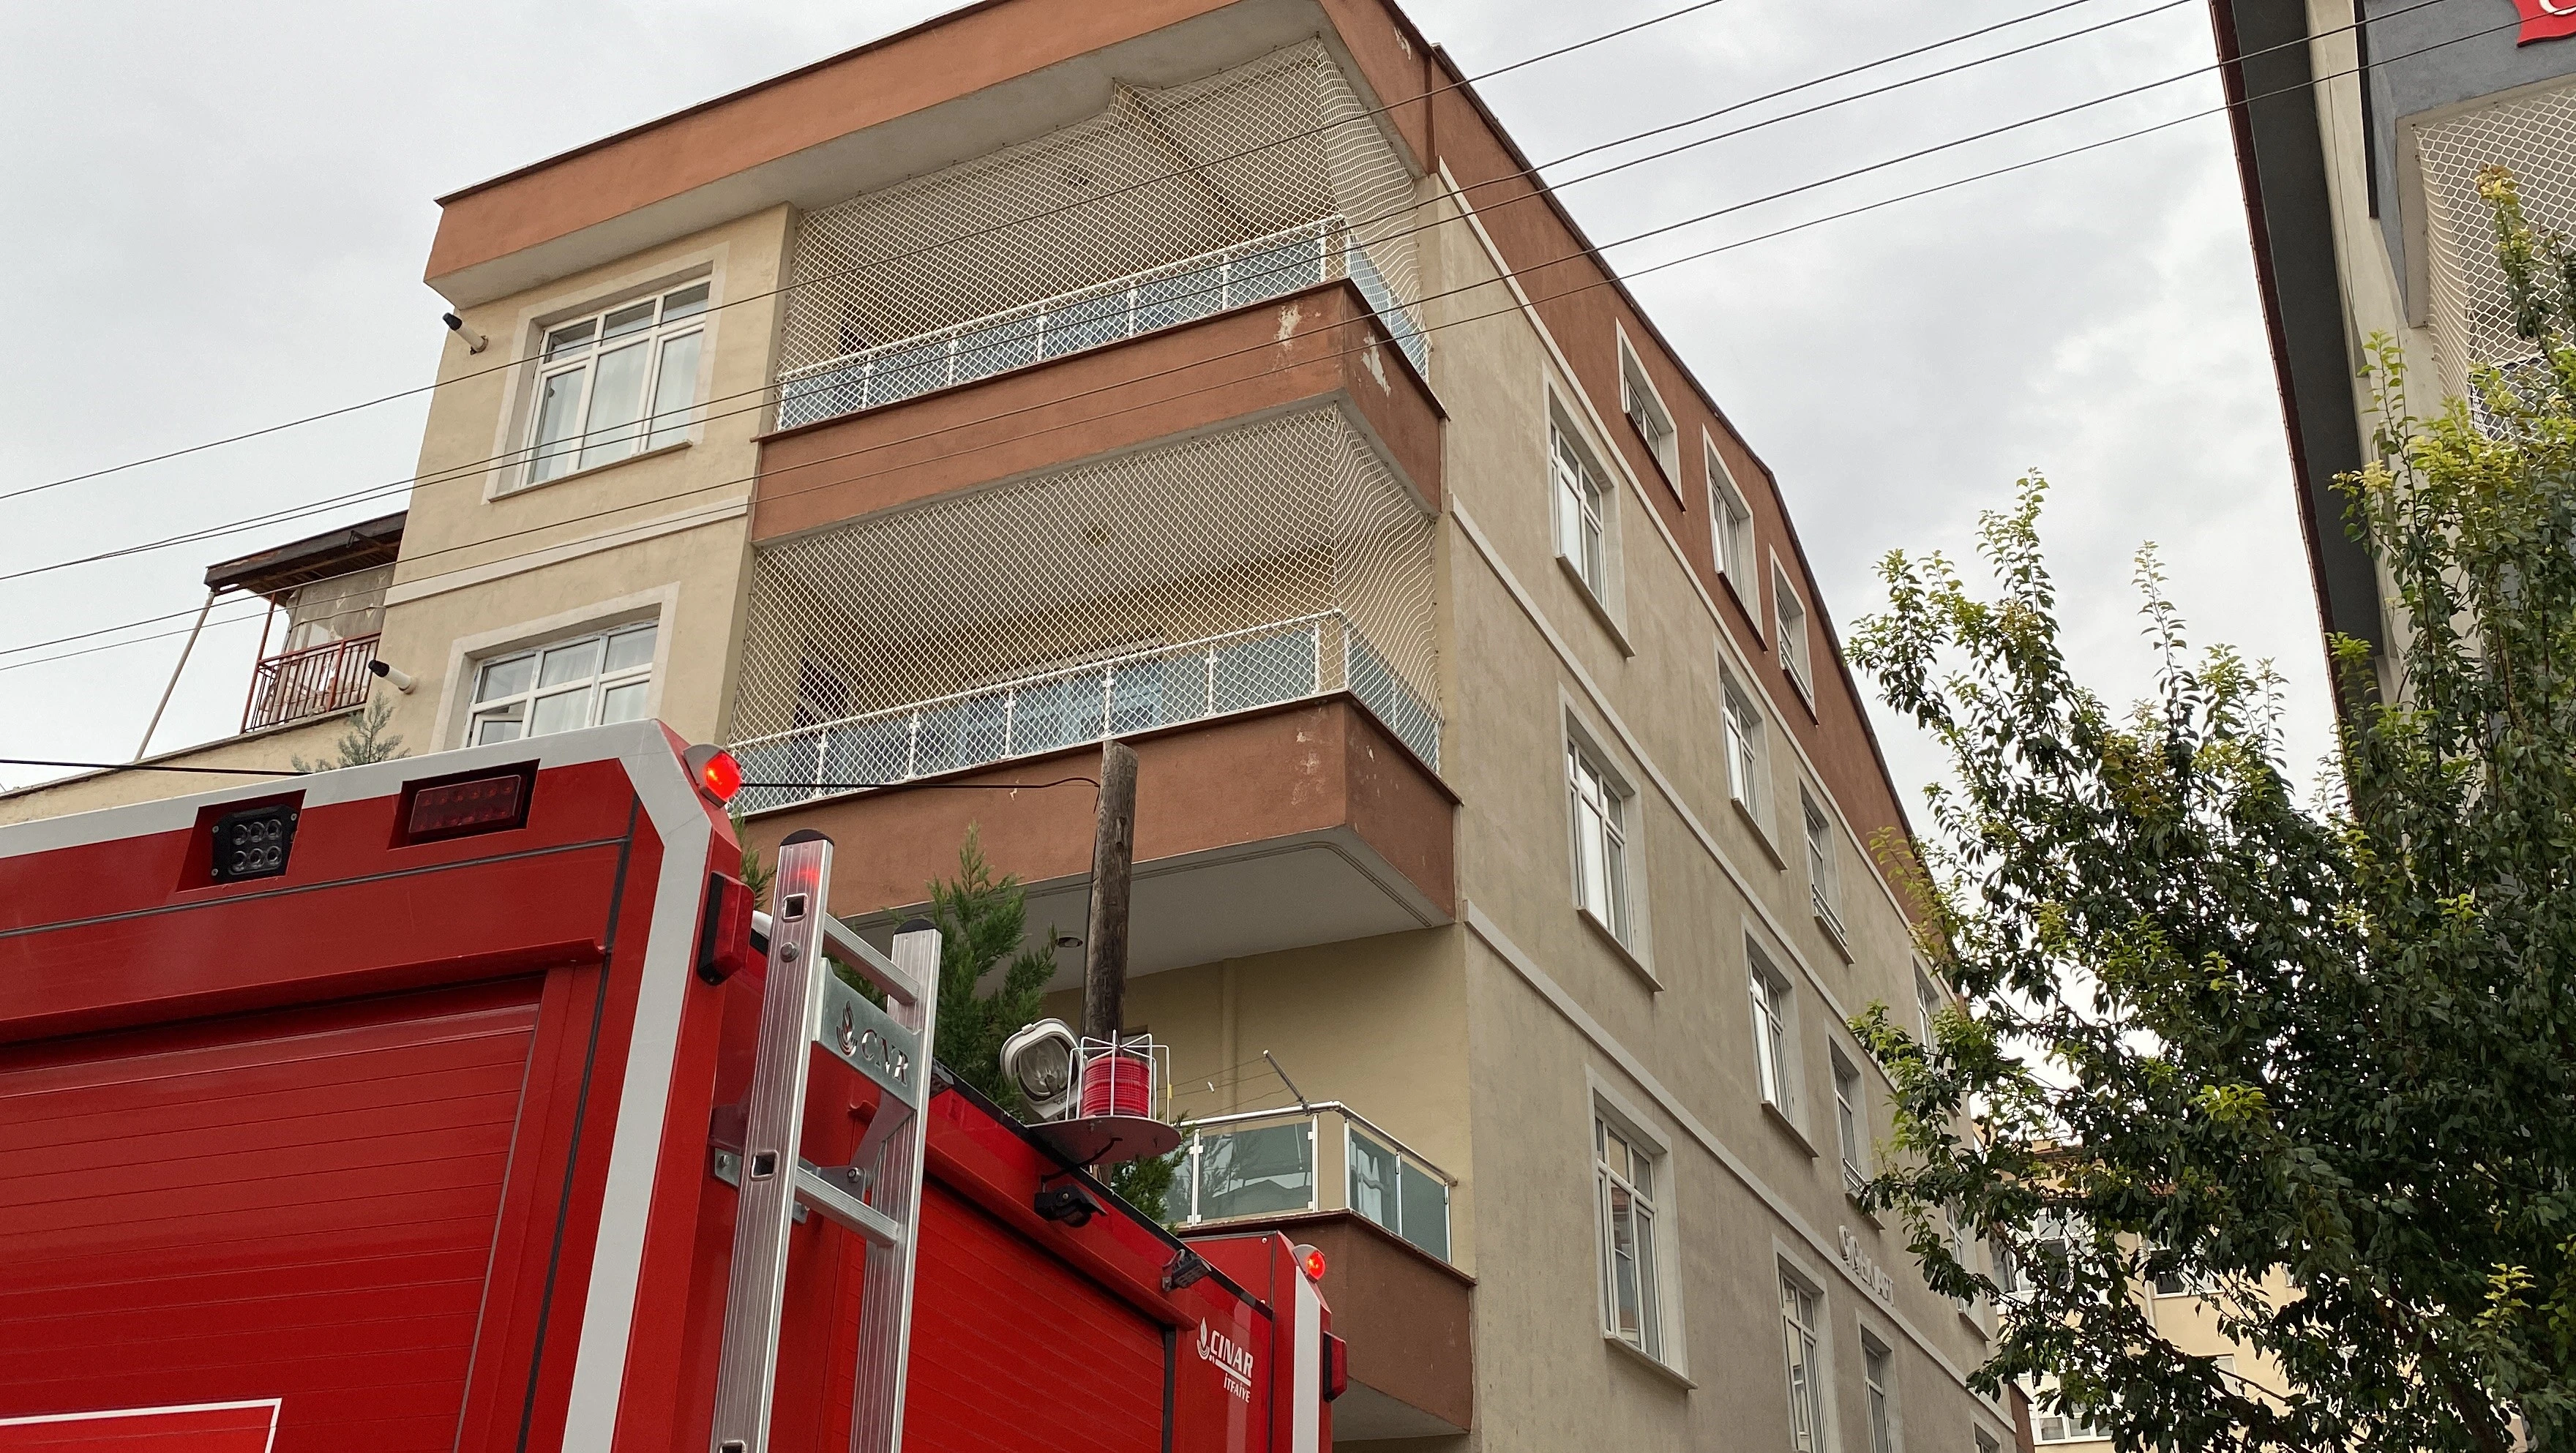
[201,513,405,736]
[775,217,1424,433]
[768,40,1426,438]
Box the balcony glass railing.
[774,217,1427,432]
[1163,1102,1453,1263]
[730,612,1439,814]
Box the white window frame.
[1708,433,1755,595]
[1780,1264,1828,1453]
[1723,670,1768,827]
[1803,784,1845,942]
[1617,326,1680,482]
[1831,1046,1869,1200]
[1774,555,1813,701]
[465,620,661,746]
[2029,1376,2109,1444]
[1861,1334,1897,1453]
[1568,733,1635,945]
[1750,945,1798,1122]
[515,279,713,492]
[1595,1112,1665,1360]
[1551,414,1615,604]
[1914,966,1944,1048]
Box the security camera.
[367,658,418,694]
[1000,1018,1080,1121]
[442,312,489,354]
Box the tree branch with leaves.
[1846,169,2576,1453]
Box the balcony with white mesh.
[769,40,1426,437]
[730,405,1439,814]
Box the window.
[1723,674,1767,824]
[1750,954,1794,1117]
[1552,423,1611,598]
[1348,1125,1450,1261]
[2152,1249,2214,1298]
[1914,967,1943,1048]
[1803,786,1843,940]
[1781,1272,1824,1453]
[1709,440,1753,590]
[1977,1430,2003,1453]
[1568,740,1632,942]
[1862,1337,1895,1453]
[1617,332,1680,481]
[1832,1048,1868,1198]
[2032,1377,2108,1444]
[1947,1202,1978,1311]
[523,281,711,487]
[468,622,658,746]
[1774,560,1813,698]
[1596,1118,1662,1358]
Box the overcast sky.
[0,0,2334,815]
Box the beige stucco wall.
[372,205,793,754]
[1356,179,2006,1447]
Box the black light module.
[210,801,299,884]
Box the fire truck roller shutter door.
[0,979,543,1450]
[900,1183,1164,1452]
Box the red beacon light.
[1293,1243,1327,1283]
[684,745,743,804]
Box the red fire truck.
[0,723,1341,1452]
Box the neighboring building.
[0,513,408,821]
[0,1,2015,1448]
[2007,1258,2299,1452]
[2211,0,2576,697]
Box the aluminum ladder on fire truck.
[708,830,943,1453]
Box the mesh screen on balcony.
[2415,80,2576,402]
[730,408,1438,806]
[774,41,1422,416]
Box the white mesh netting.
[730,407,1439,808]
[2415,78,2576,405]
[774,40,1424,429]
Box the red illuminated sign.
[2515,0,2576,45]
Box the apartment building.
[0,1,2016,1448]
[2212,0,2576,696]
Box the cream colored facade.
[0,2,2015,1448]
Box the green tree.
[920,827,1057,1116]
[1844,170,2576,1453]
[907,827,1185,1219]
[288,697,405,772]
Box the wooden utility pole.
[1082,740,1138,1043]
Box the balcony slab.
[1186,1209,1473,1439]
[742,694,1452,977]
[752,277,1440,544]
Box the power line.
[0,0,1761,507]
[0,0,2283,590]
[0,5,2498,672]
[0,0,2187,582]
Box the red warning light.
[1295,1244,1327,1282]
[686,746,743,804]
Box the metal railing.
[775,216,1426,431]
[242,633,378,732]
[1163,1101,1453,1263]
[730,611,1439,814]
